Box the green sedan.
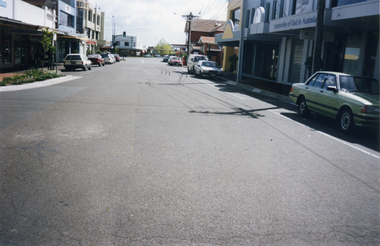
[289,71,379,133]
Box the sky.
[92,0,229,47]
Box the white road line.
[270,110,380,159]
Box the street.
[0,57,379,245]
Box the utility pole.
[112,16,115,51]
[182,12,198,60]
[312,0,325,73]
[237,0,247,83]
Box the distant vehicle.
[143,54,152,57]
[112,54,120,62]
[87,54,105,67]
[289,71,380,133]
[162,55,170,62]
[194,61,223,79]
[155,54,161,57]
[168,57,182,66]
[187,54,208,74]
[109,54,116,63]
[101,53,115,64]
[64,54,92,71]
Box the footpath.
[221,72,293,104]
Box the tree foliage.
[155,39,173,55]
[40,27,56,69]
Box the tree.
[155,39,173,55]
[40,27,56,70]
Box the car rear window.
[67,55,81,61]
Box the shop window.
[273,0,277,19]
[333,0,366,7]
[343,33,361,75]
[251,8,255,24]
[265,3,270,22]
[0,33,12,65]
[279,0,285,17]
[245,9,250,28]
[231,8,240,29]
[292,0,309,15]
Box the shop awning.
[86,40,97,45]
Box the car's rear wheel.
[338,108,355,133]
[297,97,310,117]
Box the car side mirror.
[327,86,338,92]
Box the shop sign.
[0,0,12,18]
[270,12,317,32]
[300,30,335,42]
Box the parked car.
[112,54,120,62]
[143,54,152,57]
[187,54,208,74]
[162,55,170,62]
[101,53,115,64]
[168,57,182,66]
[194,61,223,79]
[64,54,92,71]
[87,54,105,67]
[289,71,379,133]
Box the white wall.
[5,0,56,29]
[0,0,13,18]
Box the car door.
[304,73,327,112]
[316,74,339,117]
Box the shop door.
[262,44,279,80]
[289,38,303,83]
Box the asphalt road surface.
[0,57,379,245]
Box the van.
[187,54,208,74]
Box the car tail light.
[290,87,293,93]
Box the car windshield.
[340,76,379,95]
[101,54,108,58]
[201,62,217,68]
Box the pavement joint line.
[0,75,81,92]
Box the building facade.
[21,0,106,63]
[0,0,56,71]
[216,0,379,84]
[114,35,142,56]
[184,19,226,65]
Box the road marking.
[270,110,380,159]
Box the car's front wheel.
[338,108,355,133]
[297,97,310,117]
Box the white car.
[194,61,223,79]
[187,54,208,74]
[101,53,115,64]
[64,54,92,71]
